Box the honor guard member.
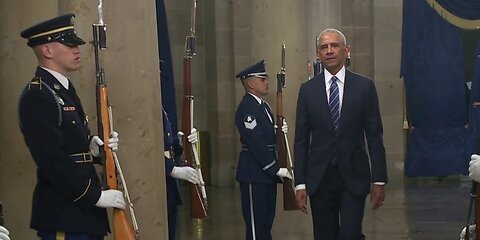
[235,60,292,240]
[161,108,201,240]
[19,13,125,240]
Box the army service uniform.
[19,67,109,236]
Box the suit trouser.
[310,165,366,240]
[239,182,276,240]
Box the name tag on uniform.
[63,106,76,111]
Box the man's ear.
[41,44,54,59]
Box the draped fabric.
[156,0,178,132]
[434,0,480,20]
[401,0,475,177]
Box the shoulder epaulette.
[28,77,43,90]
[19,77,63,127]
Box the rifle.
[181,0,208,219]
[93,1,139,239]
[276,43,297,211]
[313,36,323,76]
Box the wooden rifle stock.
[181,0,208,219]
[276,43,297,211]
[96,87,137,240]
[93,2,138,238]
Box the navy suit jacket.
[294,70,387,196]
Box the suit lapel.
[338,70,354,133]
[313,74,336,132]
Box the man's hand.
[171,166,201,184]
[295,189,308,214]
[370,184,385,210]
[460,224,476,240]
[276,168,293,180]
[89,131,119,157]
[469,154,480,182]
[0,226,10,240]
[281,119,288,134]
[187,128,198,144]
[95,189,126,209]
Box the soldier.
[161,108,201,240]
[234,60,292,240]
[19,14,125,239]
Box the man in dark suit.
[161,108,201,240]
[235,60,292,240]
[294,28,387,240]
[19,14,125,240]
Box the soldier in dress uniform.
[18,13,125,240]
[161,108,201,240]
[234,60,292,240]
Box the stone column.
[0,0,168,238]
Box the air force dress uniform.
[162,108,183,240]
[18,14,109,238]
[235,60,280,240]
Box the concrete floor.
[175,177,473,240]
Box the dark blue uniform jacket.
[162,109,183,207]
[235,93,280,183]
[18,67,109,235]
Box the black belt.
[69,152,93,163]
[242,144,277,151]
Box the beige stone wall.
[0,0,168,239]
[0,0,405,238]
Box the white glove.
[276,168,293,180]
[171,166,201,184]
[281,119,288,134]
[89,131,119,157]
[0,226,10,240]
[469,154,480,182]
[187,128,198,144]
[460,224,476,240]
[95,189,126,209]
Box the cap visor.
[60,35,86,46]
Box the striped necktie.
[329,76,340,132]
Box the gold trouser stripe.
[56,231,65,240]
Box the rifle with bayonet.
[93,1,139,239]
[181,0,208,219]
[276,42,298,211]
[313,36,323,77]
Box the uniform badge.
[244,115,257,130]
[54,83,61,90]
